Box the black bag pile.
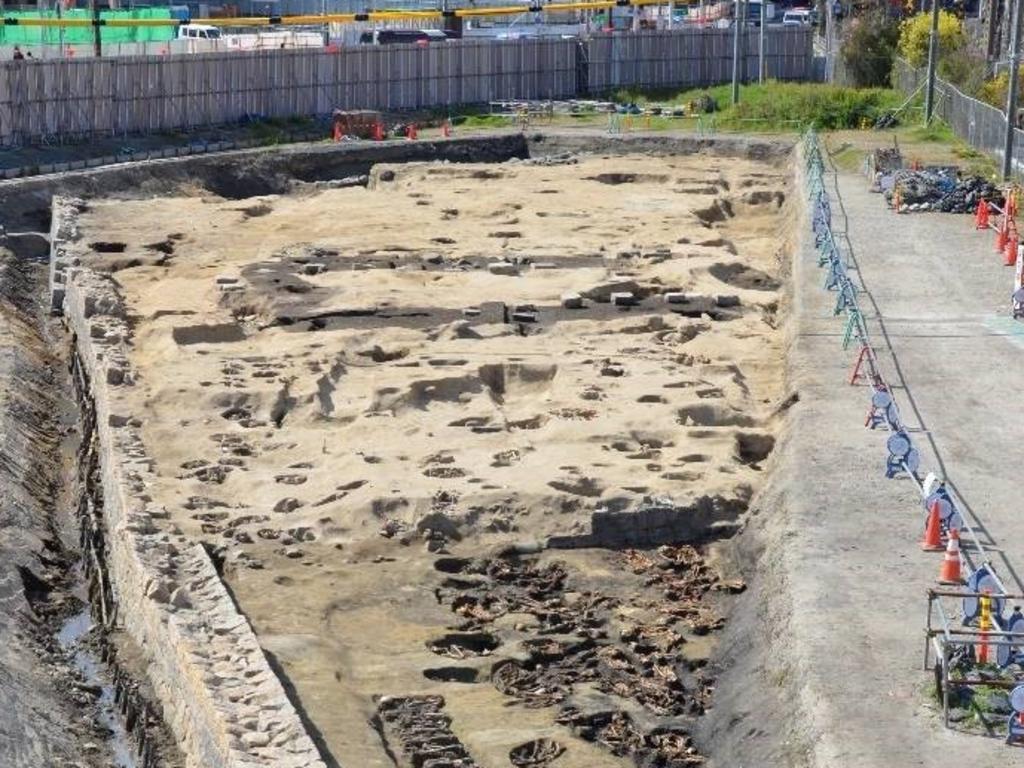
[885,168,1004,213]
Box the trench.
[66,331,182,768]
[0,243,177,768]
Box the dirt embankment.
[0,250,111,768]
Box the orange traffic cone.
[921,501,944,551]
[1009,190,1017,219]
[938,529,962,584]
[406,123,418,141]
[893,188,902,213]
[976,199,989,230]
[441,120,451,138]
[372,121,384,142]
[332,122,342,143]
[1007,234,1019,267]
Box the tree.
[841,11,901,87]
[897,9,963,68]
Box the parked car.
[781,8,812,25]
[358,29,448,45]
[178,24,222,40]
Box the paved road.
[779,164,1024,767]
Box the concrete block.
[532,262,558,270]
[54,162,70,173]
[664,292,687,304]
[478,301,507,323]
[161,148,175,158]
[302,263,326,276]
[102,155,117,165]
[70,160,87,170]
[488,261,519,276]
[86,157,104,168]
[39,163,55,174]
[3,167,21,179]
[561,292,584,309]
[462,307,481,317]
[610,292,635,306]
[716,294,741,308]
[511,310,538,323]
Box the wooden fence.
[586,27,812,92]
[0,28,813,145]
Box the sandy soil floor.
[72,151,792,767]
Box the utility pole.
[91,0,102,58]
[731,0,741,103]
[986,0,1000,62]
[56,0,65,56]
[758,0,765,83]
[1004,0,1022,179]
[924,0,940,124]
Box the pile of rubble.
[885,168,1003,213]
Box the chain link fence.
[894,57,1024,178]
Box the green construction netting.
[1,9,176,46]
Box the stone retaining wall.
[53,198,326,768]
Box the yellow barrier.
[2,0,686,28]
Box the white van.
[178,24,222,40]
[782,8,812,25]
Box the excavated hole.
[434,557,473,574]
[735,432,776,467]
[422,667,480,683]
[89,241,127,253]
[583,173,669,185]
[709,262,780,291]
[427,632,500,656]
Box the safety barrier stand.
[926,588,1024,735]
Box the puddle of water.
[58,605,139,768]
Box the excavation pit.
[55,137,794,768]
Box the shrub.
[841,10,901,87]
[729,82,901,129]
[937,48,989,95]
[898,10,963,68]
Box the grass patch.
[456,114,514,129]
[952,140,998,178]
[245,115,317,146]
[605,82,904,131]
[906,122,955,143]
